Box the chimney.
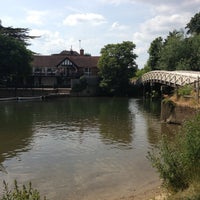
[80,48,84,56]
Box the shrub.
[162,98,175,112]
[1,180,46,200]
[178,85,193,96]
[148,113,200,192]
[72,76,87,92]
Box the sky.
[0,0,200,68]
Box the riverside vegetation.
[1,180,46,200]
[148,113,200,199]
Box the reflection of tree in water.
[30,98,134,146]
[137,99,180,146]
[32,98,100,125]
[0,102,34,169]
[98,98,134,145]
[0,98,135,170]
[136,99,162,146]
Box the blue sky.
[0,0,199,68]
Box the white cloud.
[19,0,200,68]
[140,14,189,35]
[110,22,129,31]
[101,0,130,5]
[0,16,16,27]
[26,10,48,25]
[30,29,65,54]
[63,13,106,26]
[130,0,199,68]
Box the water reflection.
[98,98,134,147]
[0,102,34,167]
[0,98,178,200]
[32,98,134,146]
[136,99,180,146]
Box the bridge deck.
[141,70,200,87]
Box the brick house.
[32,49,99,87]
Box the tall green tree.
[147,37,163,70]
[146,12,200,72]
[0,22,35,86]
[180,35,200,71]
[0,21,37,46]
[159,30,185,70]
[98,41,137,96]
[186,12,200,35]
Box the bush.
[72,76,87,92]
[1,180,46,200]
[178,85,193,96]
[148,113,200,192]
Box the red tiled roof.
[68,56,99,68]
[32,54,99,68]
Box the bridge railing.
[141,70,200,87]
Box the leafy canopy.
[146,12,200,71]
[147,37,163,71]
[186,12,200,35]
[98,41,137,96]
[0,21,35,86]
[0,20,37,46]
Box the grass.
[1,180,46,200]
[148,113,200,199]
[168,181,200,200]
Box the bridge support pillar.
[196,76,199,103]
[175,86,179,101]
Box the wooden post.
[143,83,145,99]
[175,86,178,101]
[197,76,199,104]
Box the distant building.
[32,49,99,87]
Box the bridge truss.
[141,70,200,87]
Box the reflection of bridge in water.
[140,70,200,87]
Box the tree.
[146,12,200,72]
[0,22,37,46]
[98,41,137,96]
[186,12,200,35]
[0,34,33,86]
[0,22,35,86]
[158,30,185,70]
[147,37,163,70]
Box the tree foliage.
[0,22,34,86]
[186,12,200,35]
[0,21,37,46]
[159,31,186,71]
[98,41,137,96]
[147,37,163,71]
[146,12,200,71]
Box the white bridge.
[140,70,200,87]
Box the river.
[0,97,177,199]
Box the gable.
[58,58,73,67]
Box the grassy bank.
[148,112,200,199]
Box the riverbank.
[0,87,71,98]
[121,186,164,200]
[161,93,200,124]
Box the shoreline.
[111,178,167,200]
[116,184,166,200]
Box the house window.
[84,68,91,76]
[61,59,72,66]
[34,68,42,73]
[47,68,52,73]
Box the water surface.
[0,98,174,199]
